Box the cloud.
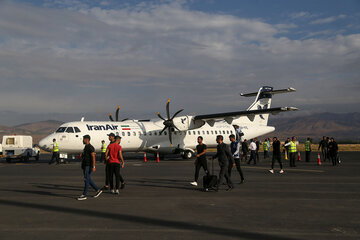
[310,14,347,24]
[0,1,359,123]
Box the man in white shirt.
[247,139,257,165]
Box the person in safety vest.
[284,136,297,167]
[100,140,107,163]
[263,139,269,159]
[305,137,311,162]
[48,138,60,165]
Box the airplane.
[39,86,297,160]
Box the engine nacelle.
[172,116,205,131]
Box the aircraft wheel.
[182,151,193,160]
[6,157,11,163]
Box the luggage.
[203,158,218,191]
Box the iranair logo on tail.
[257,104,268,120]
[86,124,118,131]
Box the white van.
[2,135,40,163]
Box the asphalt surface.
[0,152,359,240]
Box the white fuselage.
[39,116,275,155]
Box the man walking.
[318,136,328,162]
[285,136,297,167]
[328,137,338,166]
[190,136,209,186]
[247,139,257,165]
[213,135,234,191]
[241,139,249,162]
[305,137,311,162]
[115,135,126,189]
[269,137,284,174]
[103,133,115,191]
[229,134,245,184]
[77,135,102,200]
[48,138,60,165]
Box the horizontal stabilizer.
[240,87,296,97]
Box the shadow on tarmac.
[0,199,299,240]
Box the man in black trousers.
[269,137,284,174]
[213,135,234,191]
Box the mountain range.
[0,112,358,144]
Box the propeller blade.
[159,126,167,134]
[157,112,166,121]
[166,99,170,119]
[115,105,120,121]
[171,109,184,120]
[173,125,181,132]
[168,127,173,146]
[109,114,114,122]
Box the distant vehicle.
[2,135,40,163]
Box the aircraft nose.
[39,136,51,151]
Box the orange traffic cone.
[144,152,147,163]
[317,152,322,165]
[298,152,301,161]
[156,152,160,163]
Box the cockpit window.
[66,127,74,133]
[74,127,81,133]
[56,127,66,133]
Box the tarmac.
[0,151,359,240]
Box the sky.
[0,0,359,125]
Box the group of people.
[318,136,339,166]
[77,133,125,201]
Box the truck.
[2,135,40,163]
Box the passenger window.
[188,131,191,135]
[154,132,157,136]
[198,131,200,135]
[74,127,81,133]
[206,131,209,135]
[227,130,229,134]
[230,130,233,134]
[159,131,162,136]
[6,138,15,145]
[215,130,218,134]
[193,131,196,135]
[211,131,214,135]
[127,132,130,136]
[56,127,66,133]
[133,132,136,136]
[179,132,182,135]
[122,132,125,136]
[144,132,147,136]
[222,130,225,134]
[66,127,74,133]
[149,132,152,136]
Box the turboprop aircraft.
[39,86,297,159]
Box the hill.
[268,112,360,142]
[0,120,63,144]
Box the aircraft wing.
[193,107,298,125]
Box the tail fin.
[240,86,295,125]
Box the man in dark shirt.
[77,135,102,201]
[328,137,338,166]
[241,139,248,162]
[213,135,234,191]
[269,137,284,174]
[190,136,209,186]
[318,136,329,162]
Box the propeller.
[108,105,127,122]
[157,99,184,146]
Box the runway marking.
[242,166,325,173]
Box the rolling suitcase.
[203,158,218,191]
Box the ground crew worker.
[284,136,297,167]
[318,136,328,162]
[269,137,284,174]
[48,138,60,165]
[229,134,245,184]
[305,137,311,162]
[100,140,107,163]
[190,136,209,187]
[263,139,269,159]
